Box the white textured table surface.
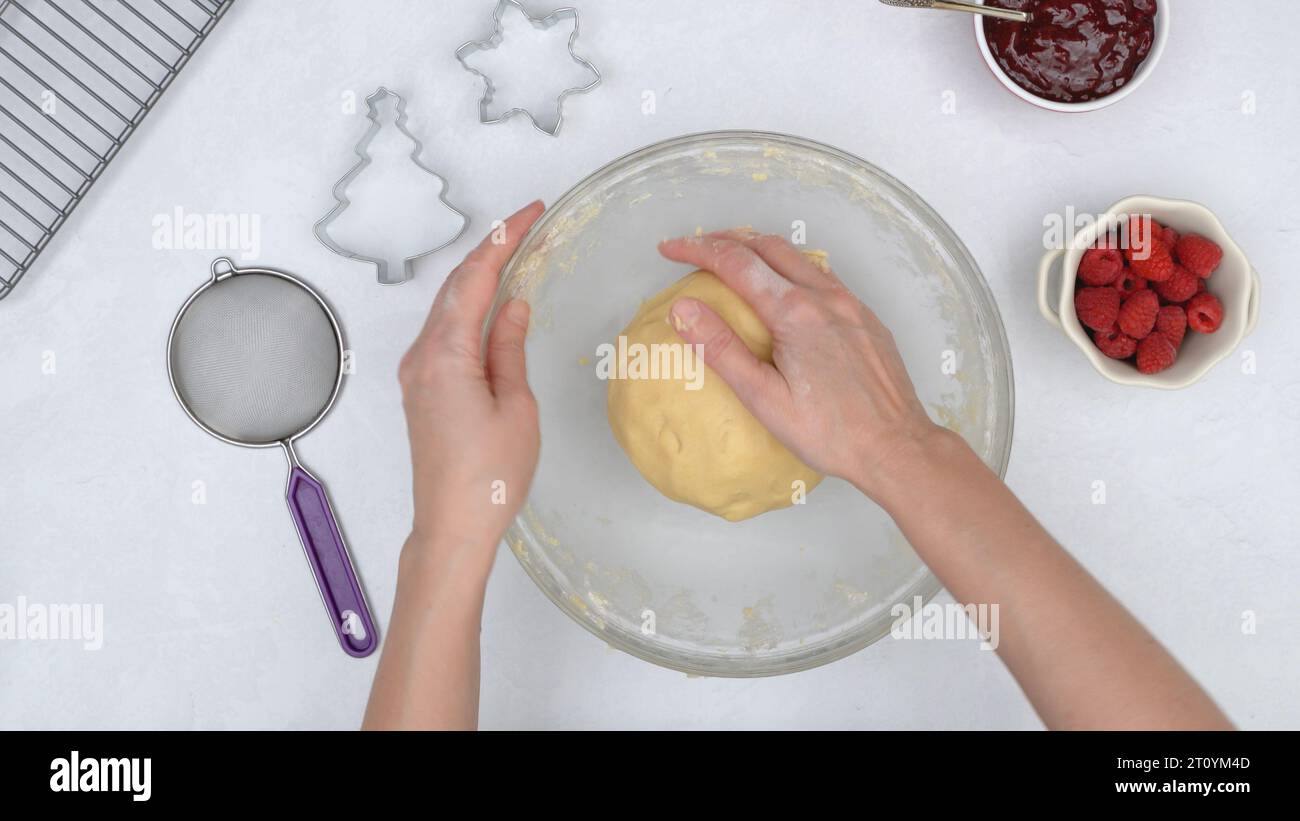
[2,0,1297,730]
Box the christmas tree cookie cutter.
[313,87,468,285]
[455,0,602,137]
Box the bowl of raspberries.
[1038,195,1261,388]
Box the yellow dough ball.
[606,270,822,522]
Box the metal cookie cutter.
[455,0,602,137]
[313,87,468,285]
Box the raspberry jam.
[984,0,1157,104]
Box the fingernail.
[510,200,545,220]
[670,298,700,332]
[659,234,701,247]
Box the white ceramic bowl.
[1037,195,1262,389]
[975,2,1170,112]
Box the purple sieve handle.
[286,464,378,657]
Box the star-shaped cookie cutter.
[455,0,602,137]
[313,87,468,285]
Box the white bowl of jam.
[975,0,1168,112]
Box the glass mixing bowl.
[490,131,1014,676]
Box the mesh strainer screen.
[170,273,342,445]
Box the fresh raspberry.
[1174,234,1224,278]
[1136,333,1177,374]
[1114,269,1147,298]
[1078,246,1123,286]
[1126,215,1156,245]
[1195,277,1207,295]
[1075,286,1121,332]
[1159,224,1179,249]
[1124,216,1174,282]
[1155,305,1187,348]
[1185,292,1225,333]
[1093,324,1138,360]
[1123,215,1157,257]
[1128,240,1175,282]
[1117,289,1159,338]
[1155,266,1199,303]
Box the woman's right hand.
[658,229,956,504]
[662,230,1235,731]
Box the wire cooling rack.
[0,0,233,301]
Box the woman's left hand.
[397,200,545,578]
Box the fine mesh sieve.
[167,258,377,657]
[170,272,341,444]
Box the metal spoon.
[878,0,1029,23]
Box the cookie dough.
[607,270,822,521]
